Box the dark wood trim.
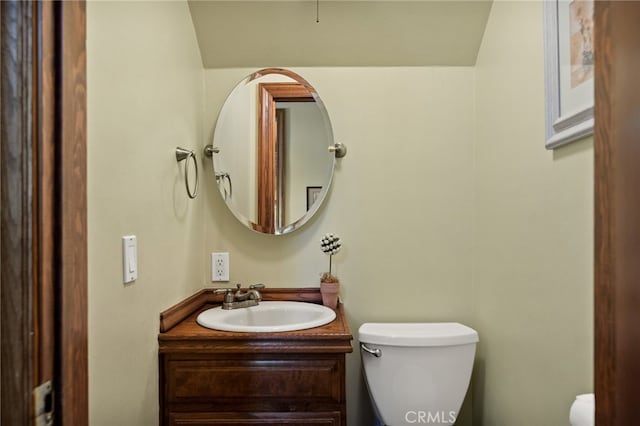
[160,288,324,333]
[37,0,56,390]
[258,287,323,304]
[276,108,286,229]
[160,289,212,333]
[1,1,37,422]
[56,2,88,424]
[261,82,316,103]
[594,2,614,423]
[257,83,314,234]
[257,83,277,233]
[594,1,640,424]
[167,411,342,425]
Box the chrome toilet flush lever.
[361,344,382,358]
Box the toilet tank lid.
[358,322,479,347]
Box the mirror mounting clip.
[328,143,347,159]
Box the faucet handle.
[249,283,265,289]
[213,287,235,303]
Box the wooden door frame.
[55,2,88,423]
[594,2,640,425]
[256,82,313,234]
[1,1,88,424]
[1,1,38,422]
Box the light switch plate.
[122,235,137,283]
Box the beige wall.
[472,2,593,424]
[87,1,204,425]
[203,67,477,425]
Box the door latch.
[34,380,54,426]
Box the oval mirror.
[210,68,335,235]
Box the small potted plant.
[320,233,342,309]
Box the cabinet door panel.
[167,359,342,403]
[169,411,341,426]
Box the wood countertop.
[158,288,353,354]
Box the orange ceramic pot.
[320,281,340,309]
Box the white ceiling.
[188,1,493,68]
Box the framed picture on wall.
[544,0,594,149]
[306,186,322,211]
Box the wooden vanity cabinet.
[158,288,353,426]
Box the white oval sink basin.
[196,301,336,333]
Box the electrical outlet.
[211,252,229,282]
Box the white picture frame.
[544,0,594,149]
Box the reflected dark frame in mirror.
[306,186,322,211]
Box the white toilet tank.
[359,323,479,426]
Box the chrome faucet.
[214,283,265,310]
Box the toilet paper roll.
[569,393,594,426]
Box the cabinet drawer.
[167,359,342,403]
[169,411,341,425]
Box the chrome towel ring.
[175,147,198,199]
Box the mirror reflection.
[211,69,335,234]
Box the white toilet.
[359,322,479,426]
[570,393,594,426]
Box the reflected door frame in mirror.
[258,82,314,233]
